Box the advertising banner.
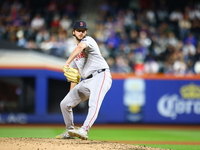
[144,80,200,123]
[1,67,200,124]
[123,78,145,123]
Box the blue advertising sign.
[123,78,146,123]
[144,80,200,123]
[1,67,200,124]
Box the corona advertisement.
[145,81,200,124]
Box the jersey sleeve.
[80,37,92,48]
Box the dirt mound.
[0,137,167,150]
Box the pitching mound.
[0,137,167,150]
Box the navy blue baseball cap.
[73,21,87,30]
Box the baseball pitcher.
[56,21,112,140]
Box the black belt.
[86,69,106,79]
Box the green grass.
[0,127,56,138]
[143,145,200,150]
[0,126,200,150]
[89,128,200,150]
[89,129,200,142]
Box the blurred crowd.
[0,0,200,75]
[0,0,79,56]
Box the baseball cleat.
[55,131,75,139]
[68,128,88,140]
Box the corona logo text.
[157,94,200,119]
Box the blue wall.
[0,68,200,124]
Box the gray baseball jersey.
[70,36,109,79]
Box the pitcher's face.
[73,29,87,41]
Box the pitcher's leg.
[60,83,89,130]
[82,72,112,131]
[82,94,103,131]
[60,96,75,130]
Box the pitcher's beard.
[75,35,86,42]
[76,37,82,42]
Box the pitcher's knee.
[60,100,72,111]
[60,100,63,107]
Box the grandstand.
[0,0,200,74]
